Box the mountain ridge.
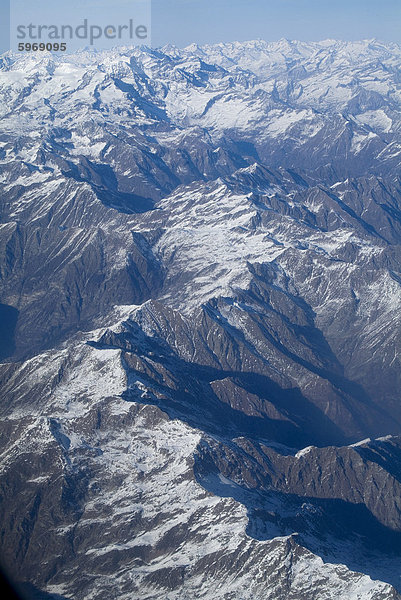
[1,39,401,599]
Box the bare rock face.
[1,40,401,599]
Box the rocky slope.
[0,39,401,599]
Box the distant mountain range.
[1,39,401,599]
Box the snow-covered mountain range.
[1,39,401,599]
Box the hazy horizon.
[1,0,400,54]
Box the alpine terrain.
[1,39,401,599]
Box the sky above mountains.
[152,0,401,47]
[0,0,400,53]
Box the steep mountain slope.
[1,320,401,600]
[0,40,401,599]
